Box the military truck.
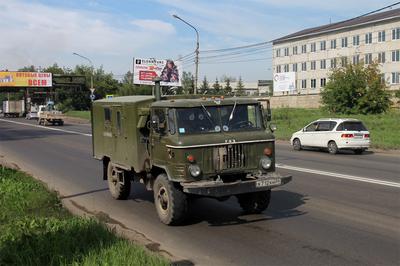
[92,81,292,225]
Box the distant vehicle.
[26,111,38,120]
[38,101,64,126]
[2,100,25,118]
[91,80,292,225]
[290,118,370,154]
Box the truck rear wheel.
[153,174,187,225]
[107,163,131,200]
[237,190,271,214]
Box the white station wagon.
[290,118,370,154]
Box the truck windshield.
[175,104,263,134]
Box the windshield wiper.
[200,103,217,127]
[228,100,237,123]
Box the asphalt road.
[0,117,399,266]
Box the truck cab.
[92,87,291,225]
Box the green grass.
[272,108,400,150]
[65,110,91,120]
[0,167,169,266]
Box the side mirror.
[269,123,277,132]
[151,115,159,130]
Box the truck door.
[150,108,168,166]
[111,105,126,163]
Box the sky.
[0,0,397,82]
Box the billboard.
[0,72,52,87]
[273,72,296,92]
[133,58,182,86]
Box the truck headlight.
[260,157,272,170]
[188,164,201,177]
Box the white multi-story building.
[272,8,400,95]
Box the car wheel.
[153,173,187,225]
[107,162,131,200]
[328,141,338,155]
[354,149,364,155]
[293,138,302,151]
[237,190,271,214]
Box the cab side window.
[305,122,318,132]
[152,109,166,134]
[168,109,176,135]
[104,107,111,123]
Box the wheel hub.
[157,187,169,213]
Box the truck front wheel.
[237,190,271,214]
[153,174,187,225]
[107,163,131,200]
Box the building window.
[331,58,337,68]
[276,49,281,57]
[320,78,326,87]
[284,47,289,56]
[378,31,386,42]
[301,44,307,53]
[353,35,360,46]
[293,46,298,55]
[301,79,307,89]
[353,55,360,65]
[365,53,373,64]
[301,62,307,71]
[276,65,281,73]
[341,57,348,66]
[392,28,400,40]
[378,52,385,63]
[392,50,400,62]
[331,39,336,49]
[320,41,326,51]
[311,79,317,89]
[365,32,372,44]
[311,42,316,52]
[320,59,326,69]
[392,72,400,84]
[292,63,298,72]
[311,61,316,70]
[284,64,289,72]
[341,37,348,48]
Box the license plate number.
[256,179,281,188]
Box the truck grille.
[213,144,246,170]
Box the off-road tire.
[293,138,302,151]
[237,190,271,214]
[107,162,131,200]
[328,141,338,155]
[153,174,187,225]
[59,121,64,126]
[354,149,364,155]
[37,118,42,125]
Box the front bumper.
[181,172,292,197]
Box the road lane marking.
[276,163,400,188]
[0,118,92,137]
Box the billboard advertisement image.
[133,58,182,86]
[273,72,296,92]
[0,72,52,87]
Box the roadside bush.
[321,62,390,114]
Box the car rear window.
[336,121,367,131]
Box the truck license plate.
[256,179,281,188]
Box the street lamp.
[72,52,94,94]
[172,14,199,95]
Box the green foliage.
[199,76,210,94]
[181,71,194,95]
[223,78,232,95]
[235,76,245,96]
[321,62,390,114]
[65,111,91,120]
[272,108,400,149]
[0,167,168,266]
[212,77,221,94]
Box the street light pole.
[173,14,199,95]
[73,52,94,95]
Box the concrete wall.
[269,94,322,108]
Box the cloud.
[131,19,175,34]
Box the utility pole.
[173,14,199,95]
[73,52,95,101]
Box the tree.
[212,77,221,94]
[223,78,232,95]
[181,71,194,95]
[199,76,210,94]
[321,62,390,114]
[235,76,245,96]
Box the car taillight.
[341,133,354,138]
[364,134,370,138]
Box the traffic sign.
[90,88,95,94]
[90,94,96,100]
